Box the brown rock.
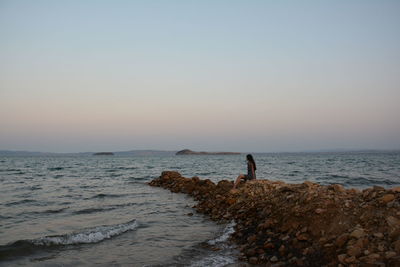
[335,233,349,247]
[330,184,346,192]
[338,254,347,263]
[393,240,400,254]
[249,257,258,264]
[385,251,397,259]
[344,256,356,263]
[386,216,400,229]
[296,233,309,241]
[226,198,236,205]
[270,256,278,262]
[373,232,384,238]
[247,235,257,243]
[279,245,286,256]
[246,248,256,257]
[367,253,381,260]
[390,186,400,193]
[381,194,395,203]
[315,208,325,214]
[264,242,275,249]
[347,246,362,257]
[350,229,365,239]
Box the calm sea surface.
[1,152,399,266]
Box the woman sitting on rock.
[233,154,256,189]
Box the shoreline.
[149,171,400,266]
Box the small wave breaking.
[33,219,138,246]
[187,222,237,267]
[0,219,138,260]
[207,221,235,246]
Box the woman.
[233,154,257,189]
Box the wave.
[344,177,398,186]
[73,207,116,215]
[189,253,236,267]
[73,202,139,215]
[90,193,126,199]
[34,219,138,245]
[207,221,235,246]
[22,207,69,216]
[188,221,237,267]
[0,219,138,260]
[47,167,64,171]
[0,168,21,172]
[5,199,36,207]
[118,167,137,170]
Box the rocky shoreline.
[149,171,400,266]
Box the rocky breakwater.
[149,171,400,266]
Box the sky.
[0,0,399,153]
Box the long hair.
[246,154,256,171]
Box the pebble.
[270,256,278,262]
[350,229,365,239]
[338,254,347,263]
[385,251,396,258]
[374,232,384,238]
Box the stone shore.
[148,171,400,266]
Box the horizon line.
[1,148,400,155]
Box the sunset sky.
[1,0,399,153]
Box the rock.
[315,208,325,214]
[385,251,396,259]
[344,256,356,263]
[270,256,278,262]
[373,186,385,191]
[296,233,309,241]
[329,184,345,192]
[246,248,256,257]
[338,254,347,263]
[279,245,286,256]
[393,240,400,253]
[390,187,400,193]
[374,232,384,238]
[247,235,257,243]
[336,234,349,247]
[160,171,181,179]
[350,229,365,239]
[226,198,236,205]
[386,216,400,229]
[249,257,258,264]
[264,242,275,249]
[370,253,381,260]
[347,246,362,257]
[381,194,395,203]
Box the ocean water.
[0,152,399,266]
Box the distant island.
[93,152,114,156]
[176,149,240,155]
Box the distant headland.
[93,152,114,156]
[176,149,241,155]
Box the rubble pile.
[149,171,400,266]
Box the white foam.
[207,221,235,246]
[32,219,138,246]
[189,221,237,267]
[189,254,236,267]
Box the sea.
[1,152,399,266]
